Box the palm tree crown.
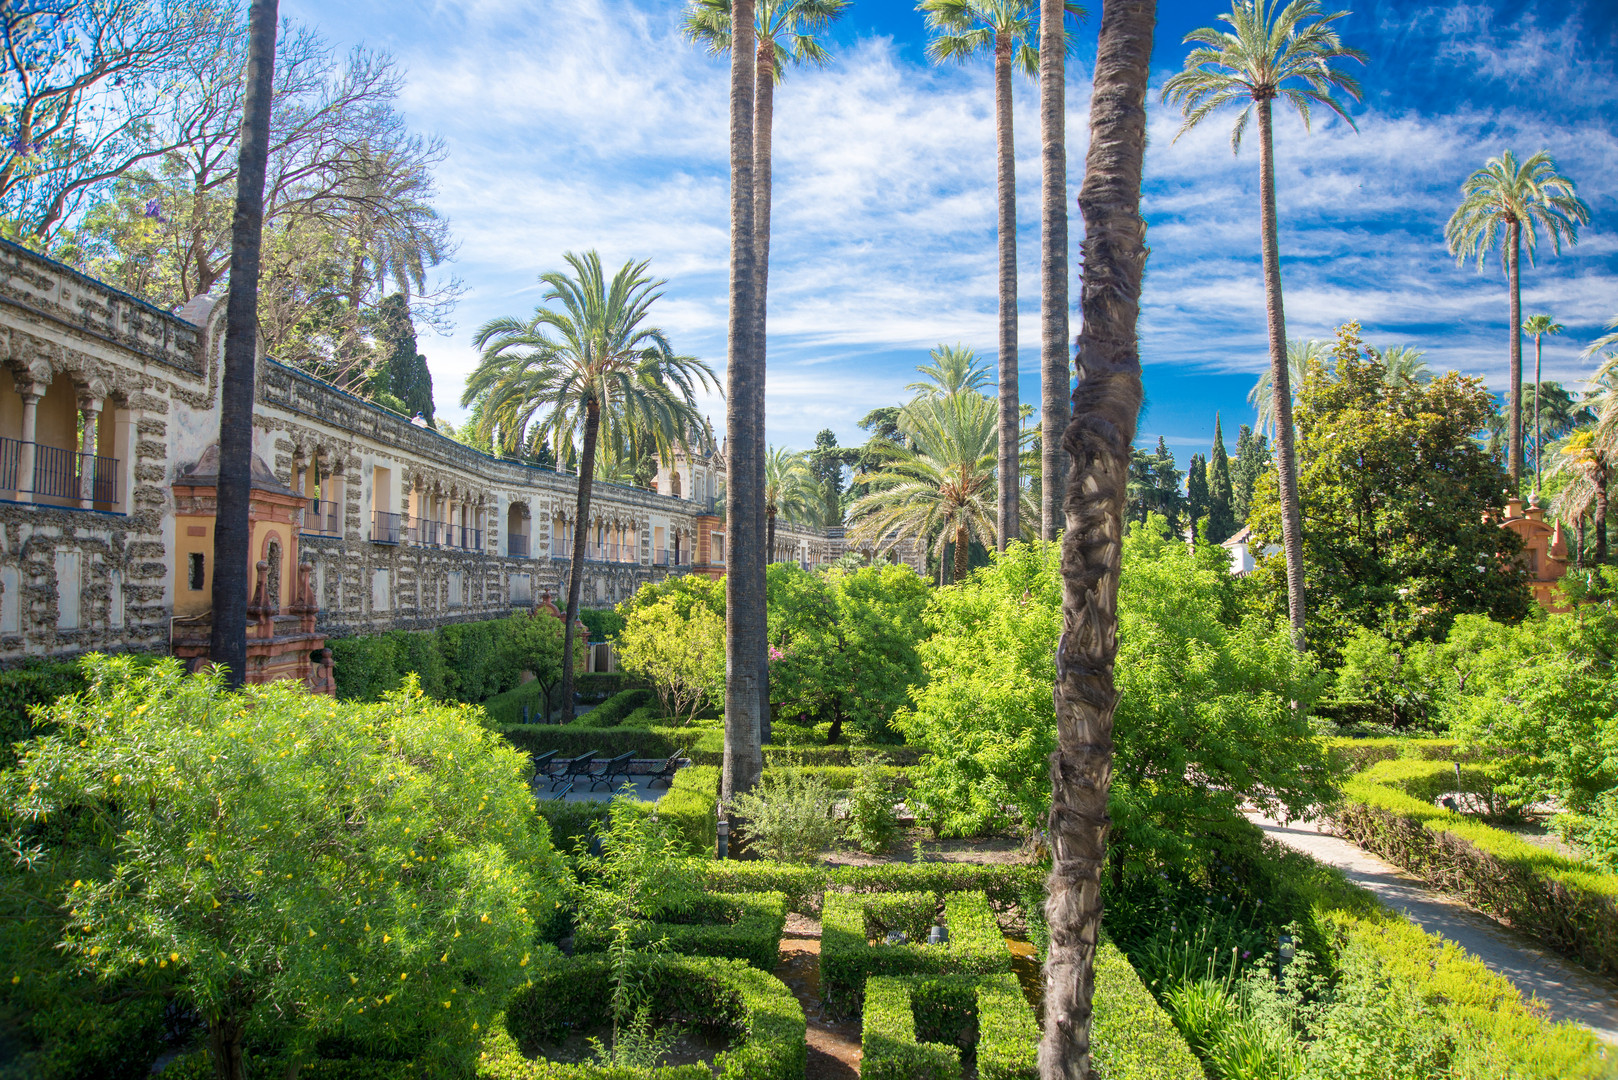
[1446,151,1589,270]
[917,0,1081,72]
[1373,344,1431,387]
[764,445,815,557]
[906,344,994,398]
[1248,337,1323,436]
[1162,0,1365,153]
[1583,315,1618,360]
[684,0,847,76]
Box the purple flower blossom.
[143,199,167,224]
[767,645,785,662]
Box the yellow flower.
[400,972,407,981]
[308,929,316,938]
[171,952,179,963]
[382,934,391,944]
[10,975,19,985]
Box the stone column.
[12,381,42,504]
[78,394,102,508]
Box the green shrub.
[576,892,788,972]
[684,741,925,768]
[861,975,962,1080]
[1357,757,1507,808]
[820,891,1010,1010]
[1320,735,1479,773]
[1089,937,1203,1080]
[759,764,912,792]
[616,704,667,729]
[574,671,628,701]
[842,756,903,855]
[483,680,557,726]
[483,953,805,1080]
[538,799,612,853]
[861,972,1037,1080]
[575,689,659,729]
[0,659,89,766]
[331,614,564,706]
[499,725,686,760]
[693,861,1045,915]
[730,768,842,864]
[652,786,717,857]
[578,608,627,644]
[1333,780,1618,977]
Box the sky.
[281,0,1618,460]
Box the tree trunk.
[209,0,280,689]
[723,0,764,805]
[558,400,600,722]
[1597,465,1608,564]
[754,38,776,746]
[1040,0,1070,542]
[1042,2,1153,1077]
[1532,333,1543,497]
[1508,222,1522,492]
[1255,96,1306,648]
[1577,514,1585,568]
[954,522,970,583]
[995,32,1020,551]
[209,1015,247,1080]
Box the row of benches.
[531,748,682,798]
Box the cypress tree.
[1207,414,1236,542]
[1186,453,1209,534]
[372,293,436,423]
[1231,423,1270,526]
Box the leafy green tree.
[1246,323,1530,659]
[2,657,566,1080]
[1521,314,1564,494]
[1207,415,1236,542]
[809,428,847,526]
[1166,0,1366,645]
[371,293,436,422]
[466,251,716,718]
[1550,428,1610,565]
[766,562,931,743]
[1446,150,1589,491]
[1186,453,1209,533]
[1230,423,1269,526]
[617,598,725,725]
[897,532,1329,857]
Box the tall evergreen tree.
[1150,437,1184,535]
[810,428,845,526]
[1186,452,1209,533]
[1231,422,1269,526]
[371,293,435,422]
[1207,414,1236,541]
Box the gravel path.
[1248,812,1618,1045]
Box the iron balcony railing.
[0,438,118,505]
[371,510,402,544]
[551,538,569,559]
[301,497,340,536]
[508,533,530,558]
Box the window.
[188,552,205,591]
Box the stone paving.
[1248,812,1618,1045]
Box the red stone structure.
[1497,497,1570,612]
[169,445,329,690]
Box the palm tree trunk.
[1597,464,1608,564]
[558,400,600,722]
[1042,2,1153,1077]
[754,39,776,748]
[995,31,1020,552]
[1256,96,1306,647]
[1508,221,1522,492]
[1578,514,1586,568]
[1532,334,1543,497]
[723,0,764,805]
[954,522,970,583]
[1040,0,1070,542]
[209,0,279,690]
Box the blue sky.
[283,0,1618,461]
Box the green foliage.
[730,768,842,864]
[1206,417,1237,543]
[576,892,788,973]
[370,293,436,421]
[899,533,1332,863]
[331,613,565,707]
[537,799,612,854]
[499,724,700,762]
[1090,937,1204,1080]
[1,657,567,1073]
[574,689,660,729]
[768,562,931,742]
[861,973,1038,1080]
[1247,324,1531,660]
[1334,778,1618,977]
[616,598,723,726]
[693,861,1046,916]
[820,891,1010,1010]
[484,953,805,1080]
[1230,424,1268,527]
[578,608,627,643]
[842,755,903,855]
[1318,736,1476,773]
[0,659,90,767]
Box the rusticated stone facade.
[0,238,920,665]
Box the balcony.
[0,438,119,506]
[508,533,530,559]
[301,498,341,537]
[654,547,691,568]
[371,510,402,544]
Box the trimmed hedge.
[1356,757,1507,808]
[682,742,926,769]
[536,799,611,853]
[821,891,1010,1010]
[481,952,805,1080]
[573,688,659,729]
[500,725,689,760]
[1333,779,1618,977]
[694,861,1044,915]
[861,973,1036,1080]
[148,1054,425,1079]
[1089,937,1203,1080]
[1321,736,1485,773]
[760,764,912,792]
[575,892,788,972]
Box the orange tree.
[1247,323,1530,661]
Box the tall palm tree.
[1373,343,1431,387]
[1040,0,1086,541]
[1045,1,1154,1074]
[1553,429,1609,564]
[1521,314,1564,495]
[466,252,716,721]
[1248,337,1323,437]
[1445,150,1589,492]
[918,0,1083,554]
[208,0,280,698]
[906,343,995,398]
[1165,0,1364,645]
[847,391,1021,582]
[763,445,814,557]
[1585,315,1618,361]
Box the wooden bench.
[645,752,684,790]
[531,749,560,781]
[549,750,600,791]
[589,750,638,791]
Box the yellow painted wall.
[173,516,215,618]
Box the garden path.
[1247,812,1618,1045]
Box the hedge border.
[574,892,788,972]
[480,953,805,1080]
[693,861,1044,915]
[1320,736,1487,773]
[820,890,1010,1011]
[861,972,1037,1080]
[1089,936,1204,1080]
[1332,781,1618,977]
